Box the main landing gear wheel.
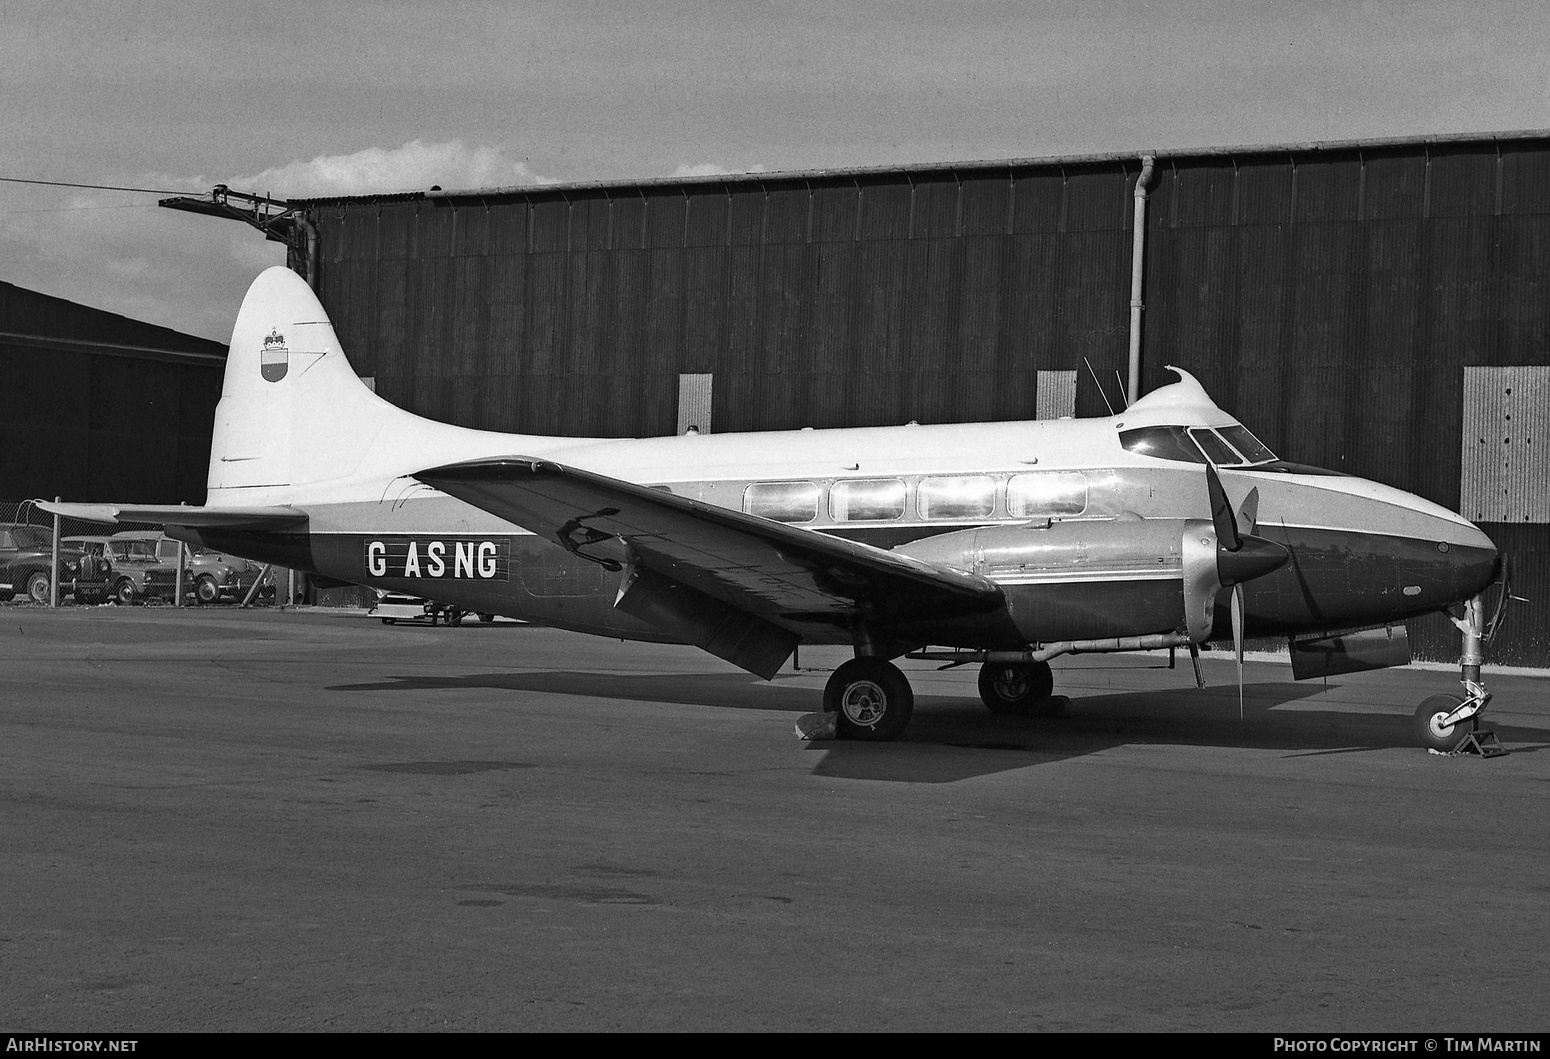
[977,660,1058,717]
[824,658,914,741]
[1415,694,1473,753]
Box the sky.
[3,0,1549,342]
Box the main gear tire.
[823,658,914,742]
[977,660,1057,716]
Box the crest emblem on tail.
[260,330,288,382]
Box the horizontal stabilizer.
[37,500,307,530]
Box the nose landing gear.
[1418,593,1508,756]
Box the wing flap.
[415,457,1003,626]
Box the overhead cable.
[0,176,201,195]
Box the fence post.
[50,497,62,608]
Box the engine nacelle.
[894,516,1223,644]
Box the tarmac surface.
[1,605,1547,1032]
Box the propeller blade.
[1232,582,1246,720]
[1236,487,1259,536]
[1205,462,1242,552]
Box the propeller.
[1205,463,1283,717]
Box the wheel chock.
[1457,729,1508,758]
[794,712,837,741]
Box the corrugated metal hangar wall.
[1,282,225,504]
[296,133,1550,665]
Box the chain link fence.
[0,498,332,608]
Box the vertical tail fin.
[208,267,394,504]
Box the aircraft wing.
[36,500,307,530]
[417,457,1005,674]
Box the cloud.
[231,140,555,198]
[670,162,769,178]
[1,139,567,340]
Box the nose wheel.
[1414,694,1474,753]
[824,658,913,741]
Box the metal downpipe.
[1127,154,1157,407]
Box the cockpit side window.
[1119,426,1209,464]
[1189,428,1243,466]
[1217,425,1277,463]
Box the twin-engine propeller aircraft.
[45,267,1504,749]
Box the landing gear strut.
[1418,593,1506,756]
[823,658,913,741]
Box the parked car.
[0,523,112,603]
[192,546,270,603]
[67,534,189,605]
[109,531,264,604]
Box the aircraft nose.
[1444,526,1500,602]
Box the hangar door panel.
[1461,366,1550,523]
[677,373,713,434]
[1036,370,1077,420]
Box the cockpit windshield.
[1120,424,1278,467]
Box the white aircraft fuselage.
[46,267,1502,744]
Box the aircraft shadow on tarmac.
[328,669,1546,783]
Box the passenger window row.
[743,471,1089,524]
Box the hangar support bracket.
[159,186,317,285]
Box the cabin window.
[1189,428,1243,466]
[1008,471,1088,517]
[918,475,995,520]
[743,481,821,523]
[1217,425,1277,464]
[829,478,907,522]
[1119,426,1209,464]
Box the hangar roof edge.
[288,128,1550,208]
